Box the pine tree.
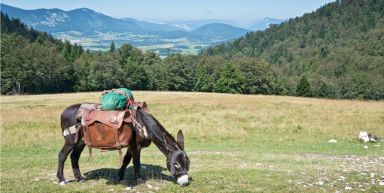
[296,76,312,97]
[110,41,116,53]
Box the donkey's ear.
[177,130,184,150]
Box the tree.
[110,41,116,53]
[296,76,312,97]
[214,62,245,94]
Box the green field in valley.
[1,91,383,193]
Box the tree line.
[1,0,384,100]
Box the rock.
[359,132,370,143]
[109,188,114,191]
[317,181,324,186]
[147,184,152,189]
[363,145,368,149]
[345,185,352,190]
[328,139,337,143]
[370,173,375,178]
[379,180,384,186]
[359,131,379,143]
[124,187,132,191]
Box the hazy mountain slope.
[1,4,144,33]
[246,17,285,31]
[190,23,250,40]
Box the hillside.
[204,0,384,99]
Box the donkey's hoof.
[59,181,66,186]
[76,176,86,182]
[135,178,144,185]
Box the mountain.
[0,3,250,55]
[205,0,384,99]
[190,23,250,40]
[0,4,143,34]
[246,17,285,31]
[163,19,242,31]
[121,18,183,32]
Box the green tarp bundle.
[100,88,134,110]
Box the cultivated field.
[1,91,383,193]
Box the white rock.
[125,187,132,191]
[317,181,324,186]
[147,184,152,189]
[359,131,369,143]
[328,139,338,143]
[370,173,375,178]
[339,176,346,181]
[379,180,384,186]
[364,145,368,149]
[345,185,352,190]
[109,188,114,191]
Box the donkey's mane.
[147,113,176,142]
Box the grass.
[1,91,383,193]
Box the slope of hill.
[204,0,384,99]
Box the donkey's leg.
[118,149,133,181]
[57,143,75,185]
[132,146,144,185]
[70,140,86,181]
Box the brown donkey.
[57,103,190,186]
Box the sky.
[1,0,336,24]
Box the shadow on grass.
[83,164,174,186]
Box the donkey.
[57,103,190,186]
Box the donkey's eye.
[174,162,180,168]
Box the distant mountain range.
[0,3,284,55]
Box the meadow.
[1,91,383,193]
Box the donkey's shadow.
[83,164,173,186]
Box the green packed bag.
[118,88,134,101]
[100,88,133,110]
[100,92,127,110]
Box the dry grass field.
[1,91,383,192]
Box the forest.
[1,0,383,99]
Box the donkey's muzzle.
[177,174,189,186]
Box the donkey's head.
[135,108,190,186]
[166,130,190,186]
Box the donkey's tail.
[87,147,92,161]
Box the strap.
[63,125,80,136]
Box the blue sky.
[1,0,335,24]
